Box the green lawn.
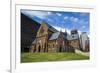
[21,53,89,63]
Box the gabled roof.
[49,32,60,40]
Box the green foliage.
[21,53,89,63]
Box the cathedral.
[21,13,89,53]
[30,22,81,53]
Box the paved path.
[75,49,89,57]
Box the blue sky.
[21,10,90,35]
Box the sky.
[21,9,90,35]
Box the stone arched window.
[59,46,62,52]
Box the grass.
[21,53,89,63]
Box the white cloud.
[56,13,62,16]
[78,20,84,25]
[21,10,48,19]
[70,16,74,20]
[69,16,89,26]
[52,26,70,34]
[78,30,82,36]
[74,18,79,22]
[64,16,68,20]
[70,16,79,23]
[79,20,89,25]
[82,25,86,29]
[47,12,52,15]
[47,18,53,22]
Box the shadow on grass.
[21,53,89,63]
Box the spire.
[64,29,67,36]
[65,29,67,33]
[60,28,62,32]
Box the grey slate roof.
[66,34,71,40]
[49,31,79,41]
[67,34,79,40]
[49,32,60,40]
[46,23,58,33]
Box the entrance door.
[59,46,62,52]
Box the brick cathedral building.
[30,22,80,53]
[21,13,89,53]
